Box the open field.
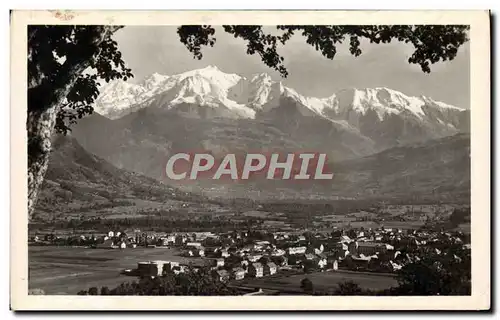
[28,246,203,295]
[236,270,398,293]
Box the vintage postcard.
[10,10,490,310]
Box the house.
[221,249,230,258]
[247,254,262,262]
[287,246,306,255]
[254,240,270,251]
[241,260,250,268]
[213,269,230,282]
[271,248,286,256]
[389,260,403,271]
[354,242,383,256]
[194,232,216,241]
[212,258,225,268]
[175,235,187,246]
[314,252,327,268]
[119,241,127,249]
[183,248,204,257]
[248,263,264,278]
[343,255,372,271]
[264,262,278,276]
[198,248,205,257]
[137,260,168,277]
[166,234,176,244]
[340,235,351,243]
[314,244,324,255]
[162,261,180,274]
[186,242,203,248]
[328,259,339,271]
[159,235,175,246]
[158,238,169,246]
[232,267,245,280]
[242,244,255,252]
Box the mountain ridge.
[94,66,467,123]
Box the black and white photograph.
[10,10,490,310]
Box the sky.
[113,26,470,109]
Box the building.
[162,261,180,274]
[287,246,306,255]
[232,267,245,280]
[328,259,339,271]
[248,263,264,278]
[264,262,277,276]
[212,269,230,282]
[186,242,203,248]
[247,254,262,262]
[175,235,187,246]
[271,248,286,256]
[317,253,328,269]
[357,242,385,255]
[194,232,216,241]
[211,258,225,268]
[137,260,169,277]
[184,248,205,257]
[314,244,325,255]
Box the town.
[29,222,471,295]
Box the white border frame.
[10,10,491,311]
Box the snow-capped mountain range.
[94,65,467,129]
[70,65,470,197]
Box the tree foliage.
[178,25,469,77]
[395,243,471,295]
[77,266,239,296]
[28,25,133,135]
[333,280,363,295]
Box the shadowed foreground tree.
[28,25,132,218]
[77,267,239,295]
[333,280,363,295]
[394,243,471,295]
[27,24,469,218]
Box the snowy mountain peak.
[251,72,273,83]
[93,66,465,132]
[140,72,169,90]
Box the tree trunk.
[27,106,58,219]
[27,25,121,220]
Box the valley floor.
[28,246,203,295]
